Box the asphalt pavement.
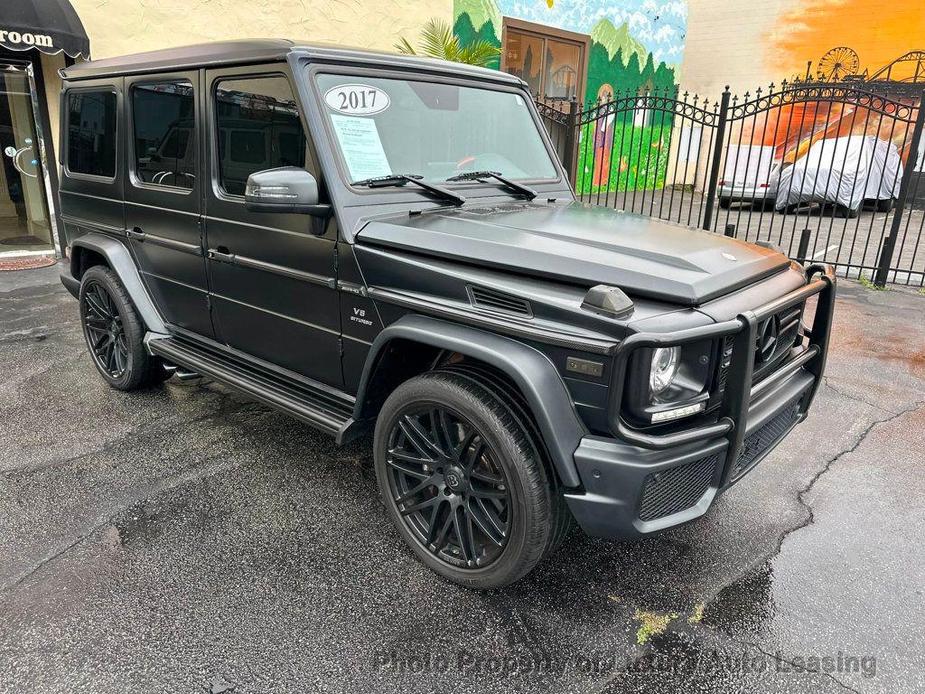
[1,263,924,693]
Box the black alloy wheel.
[78,265,168,390]
[374,371,562,588]
[385,403,512,569]
[82,279,129,379]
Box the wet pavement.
[1,263,923,693]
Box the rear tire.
[719,197,732,210]
[876,198,894,213]
[79,265,167,391]
[373,371,557,589]
[835,204,859,218]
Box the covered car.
[775,135,903,213]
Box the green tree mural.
[454,12,501,70]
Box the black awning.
[1,0,89,59]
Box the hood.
[355,202,790,306]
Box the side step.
[148,335,356,438]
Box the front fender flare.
[355,314,587,488]
[70,233,167,334]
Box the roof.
[60,39,523,87]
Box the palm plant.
[395,18,500,68]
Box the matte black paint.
[57,40,835,542]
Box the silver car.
[718,162,780,210]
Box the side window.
[132,81,196,189]
[214,75,308,196]
[66,90,117,178]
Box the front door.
[123,72,213,337]
[203,66,341,388]
[0,62,53,255]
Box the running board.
[148,334,357,439]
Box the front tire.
[79,265,167,390]
[373,371,556,589]
[875,198,894,213]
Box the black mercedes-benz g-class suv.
[58,40,835,588]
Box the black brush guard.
[607,263,836,486]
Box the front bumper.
[564,263,836,539]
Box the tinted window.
[230,130,265,163]
[214,76,307,195]
[66,90,117,178]
[132,81,196,189]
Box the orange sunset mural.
[730,0,925,173]
[768,0,925,80]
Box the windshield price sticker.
[324,84,390,115]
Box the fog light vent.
[638,454,718,521]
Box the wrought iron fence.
[536,83,925,287]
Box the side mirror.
[244,167,331,217]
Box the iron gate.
[537,83,925,287]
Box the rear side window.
[66,90,117,178]
[214,75,307,195]
[131,81,196,189]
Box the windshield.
[314,74,558,185]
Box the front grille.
[731,400,801,480]
[753,302,805,382]
[638,454,719,522]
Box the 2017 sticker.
[324,84,390,115]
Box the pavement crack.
[744,640,864,694]
[775,398,925,558]
[822,375,899,414]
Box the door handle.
[207,247,235,263]
[127,227,146,241]
[4,145,39,179]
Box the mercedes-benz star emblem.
[756,315,780,363]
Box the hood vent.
[468,285,533,318]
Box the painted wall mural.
[769,0,925,83]
[453,0,687,101]
[454,0,688,194]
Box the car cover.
[775,135,903,211]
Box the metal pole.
[796,228,812,264]
[874,90,925,287]
[724,223,736,238]
[702,87,731,231]
[561,96,580,184]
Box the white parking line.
[812,244,840,259]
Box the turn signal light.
[650,402,706,423]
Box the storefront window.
[1,64,54,253]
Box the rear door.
[203,65,341,387]
[123,71,213,337]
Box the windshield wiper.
[445,171,537,200]
[352,173,465,206]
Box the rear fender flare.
[70,233,167,334]
[355,314,586,488]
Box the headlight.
[649,346,680,395]
[622,341,715,425]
